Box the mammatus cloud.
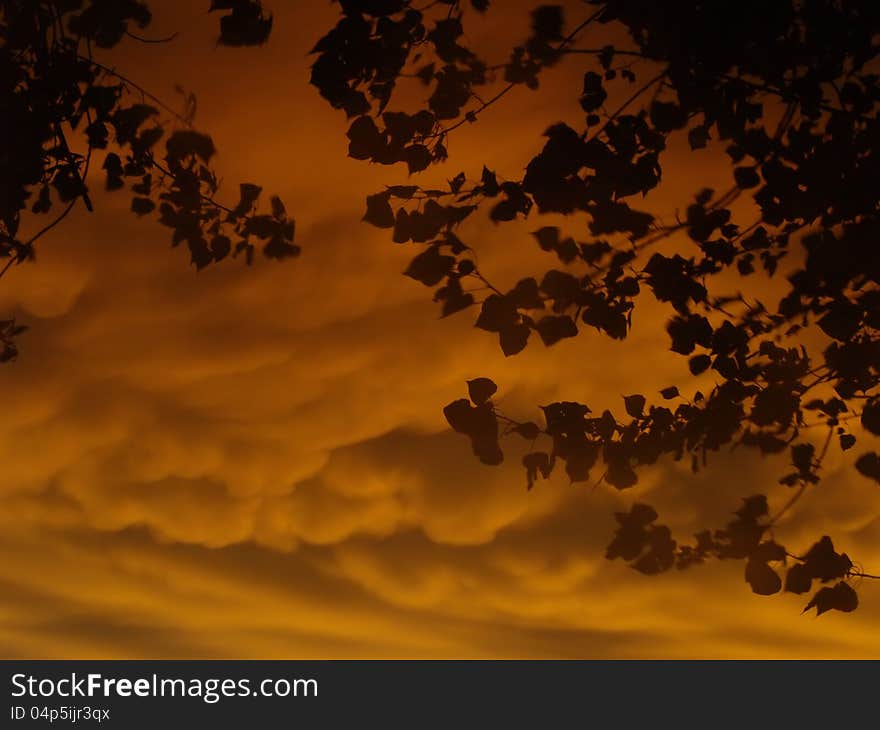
[2,0,880,659]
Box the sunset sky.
[2,0,880,658]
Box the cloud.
[1,0,879,659]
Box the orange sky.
[2,0,880,658]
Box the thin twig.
[0,257,16,281]
[433,83,516,138]
[80,56,191,126]
[850,570,880,580]
[769,483,806,527]
[430,5,609,139]
[588,69,668,142]
[148,157,234,214]
[23,199,78,248]
[125,30,180,44]
[0,200,78,281]
[768,426,834,526]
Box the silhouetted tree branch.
[311,0,880,615]
[1,0,288,359]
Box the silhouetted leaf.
[475,294,517,333]
[650,101,686,132]
[667,314,712,355]
[404,144,432,173]
[745,558,781,595]
[817,302,862,342]
[791,443,815,476]
[607,503,660,562]
[443,398,502,465]
[212,0,273,46]
[405,246,455,286]
[531,226,558,251]
[803,582,858,615]
[130,197,155,216]
[799,536,852,582]
[687,124,710,150]
[861,400,880,435]
[579,71,607,112]
[606,461,638,490]
[165,130,216,165]
[623,394,645,418]
[785,563,813,594]
[535,315,577,346]
[855,452,880,483]
[210,235,231,261]
[364,192,394,228]
[523,451,551,489]
[733,166,760,189]
[467,377,497,406]
[515,421,541,440]
[689,354,711,375]
[531,5,564,40]
[499,323,531,356]
[270,195,286,219]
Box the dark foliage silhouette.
[311,0,880,613]
[5,0,880,620]
[0,0,292,356]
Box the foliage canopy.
[3,0,880,616]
